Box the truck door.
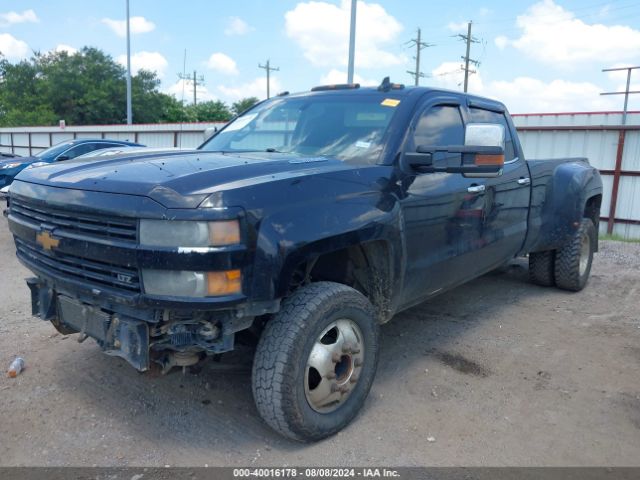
[464,106,531,269]
[398,98,491,307]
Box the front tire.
[252,282,379,442]
[554,218,596,291]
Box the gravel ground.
[0,218,639,467]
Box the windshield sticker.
[381,98,401,107]
[224,113,258,132]
[355,141,371,149]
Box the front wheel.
[554,218,596,291]
[252,282,379,442]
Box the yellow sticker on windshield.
[381,98,401,107]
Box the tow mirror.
[406,123,505,177]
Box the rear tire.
[252,282,379,442]
[529,250,555,287]
[554,218,596,291]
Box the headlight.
[142,269,242,297]
[0,162,24,169]
[139,219,240,247]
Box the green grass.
[600,233,640,243]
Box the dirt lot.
[0,218,639,467]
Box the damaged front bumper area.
[8,183,279,372]
[27,277,266,372]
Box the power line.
[406,28,434,86]
[178,70,205,105]
[601,66,640,125]
[456,21,481,93]
[421,1,640,44]
[473,0,638,26]
[258,59,280,99]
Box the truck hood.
[13,150,352,208]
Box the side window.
[468,108,516,161]
[412,105,464,148]
[59,143,98,160]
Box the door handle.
[467,184,485,193]
[517,177,531,185]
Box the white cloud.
[430,61,616,113]
[499,0,640,66]
[217,76,283,101]
[319,69,377,86]
[494,35,508,49]
[117,51,168,77]
[0,9,39,26]
[206,52,239,75]
[0,33,30,60]
[224,17,252,36]
[485,77,615,113]
[101,16,155,38]
[166,79,216,104]
[447,21,468,33]
[285,0,404,68]
[54,44,78,55]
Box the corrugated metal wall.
[513,112,640,239]
[0,122,225,157]
[2,113,639,239]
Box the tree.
[38,47,128,124]
[232,97,260,116]
[185,100,232,122]
[0,56,57,126]
[0,47,200,126]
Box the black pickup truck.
[6,79,602,441]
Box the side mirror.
[406,123,505,177]
[56,155,70,161]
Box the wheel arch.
[523,160,603,254]
[583,193,602,251]
[280,236,398,323]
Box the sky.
[1,0,640,113]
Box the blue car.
[0,138,143,188]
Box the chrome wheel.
[304,319,365,413]
[579,232,591,277]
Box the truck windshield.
[199,95,399,163]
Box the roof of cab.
[289,82,508,113]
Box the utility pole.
[456,21,480,92]
[258,60,279,99]
[601,66,640,125]
[406,28,434,86]
[125,0,132,124]
[347,0,357,84]
[178,70,205,105]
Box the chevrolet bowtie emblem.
[36,230,60,251]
